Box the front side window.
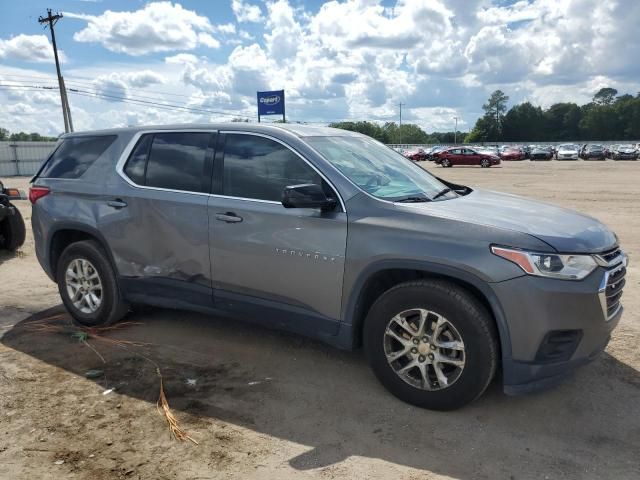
[306,136,453,201]
[222,134,323,202]
[123,132,211,193]
[40,135,116,179]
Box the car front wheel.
[363,280,499,410]
[441,158,452,167]
[56,240,128,327]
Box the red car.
[434,147,501,167]
[402,148,428,162]
[500,148,525,160]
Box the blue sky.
[1,0,639,136]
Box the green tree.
[0,127,9,141]
[328,121,389,142]
[544,103,582,140]
[502,102,545,141]
[593,87,618,106]
[466,90,510,142]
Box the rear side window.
[223,134,323,202]
[40,135,116,179]
[122,132,211,193]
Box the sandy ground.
[1,160,639,480]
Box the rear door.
[100,130,215,305]
[207,132,347,334]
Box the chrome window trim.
[115,129,216,197]
[219,130,346,212]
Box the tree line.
[327,121,461,144]
[467,88,640,142]
[329,87,640,144]
[0,128,57,142]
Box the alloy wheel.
[383,308,465,390]
[65,258,103,314]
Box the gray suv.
[30,124,627,410]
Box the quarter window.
[40,135,116,179]
[222,134,323,202]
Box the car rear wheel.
[56,240,128,327]
[480,158,491,168]
[441,158,452,168]
[0,205,26,251]
[363,280,499,410]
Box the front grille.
[598,248,627,320]
[605,264,626,317]
[599,247,622,263]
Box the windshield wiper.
[432,187,452,201]
[395,196,431,203]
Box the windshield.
[307,136,455,201]
[559,144,578,150]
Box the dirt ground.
[1,160,639,480]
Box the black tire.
[441,158,452,168]
[480,158,491,168]
[0,205,26,251]
[363,280,499,411]
[56,240,128,327]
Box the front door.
[208,132,347,336]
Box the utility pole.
[39,9,73,133]
[453,116,458,144]
[399,102,405,127]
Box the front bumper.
[492,267,624,394]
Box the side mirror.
[282,184,337,211]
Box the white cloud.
[126,70,165,88]
[66,2,220,55]
[2,0,640,134]
[164,53,200,64]
[0,34,64,63]
[231,0,263,23]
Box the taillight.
[29,186,50,204]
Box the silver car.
[30,124,626,410]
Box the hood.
[618,147,635,153]
[402,189,617,252]
[558,148,578,154]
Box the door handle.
[107,199,128,209]
[216,212,243,223]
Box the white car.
[556,144,580,160]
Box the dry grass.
[24,313,198,445]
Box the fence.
[0,141,56,177]
[2,139,639,178]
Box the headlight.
[491,246,598,280]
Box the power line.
[0,82,406,125]
[38,8,73,132]
[0,83,253,119]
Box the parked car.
[555,144,580,160]
[434,147,500,167]
[0,180,26,251]
[529,145,553,160]
[612,144,638,160]
[403,148,429,162]
[605,145,618,159]
[429,145,450,161]
[500,147,525,161]
[582,144,606,160]
[30,124,626,410]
